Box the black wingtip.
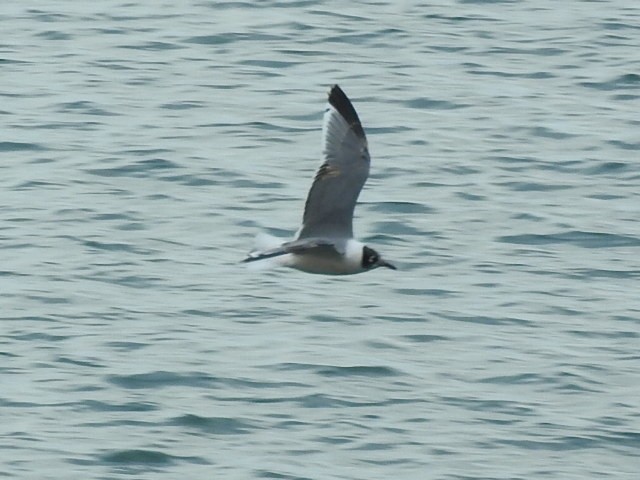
[328,84,366,139]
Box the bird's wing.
[296,85,370,240]
[242,238,342,263]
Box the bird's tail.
[253,232,284,252]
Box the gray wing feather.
[242,238,342,263]
[297,85,370,239]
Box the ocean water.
[1,1,639,479]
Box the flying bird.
[243,85,396,275]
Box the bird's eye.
[362,247,379,269]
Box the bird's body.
[243,85,395,275]
[277,239,367,275]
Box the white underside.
[290,238,364,275]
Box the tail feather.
[253,233,284,251]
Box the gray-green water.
[2,1,639,479]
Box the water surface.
[2,1,639,479]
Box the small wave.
[0,141,46,152]
[168,414,256,434]
[498,231,640,248]
[107,371,217,390]
[101,449,209,466]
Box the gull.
[242,85,396,275]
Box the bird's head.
[361,246,396,271]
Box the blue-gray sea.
[2,1,639,479]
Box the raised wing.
[296,85,370,239]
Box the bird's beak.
[379,259,397,270]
